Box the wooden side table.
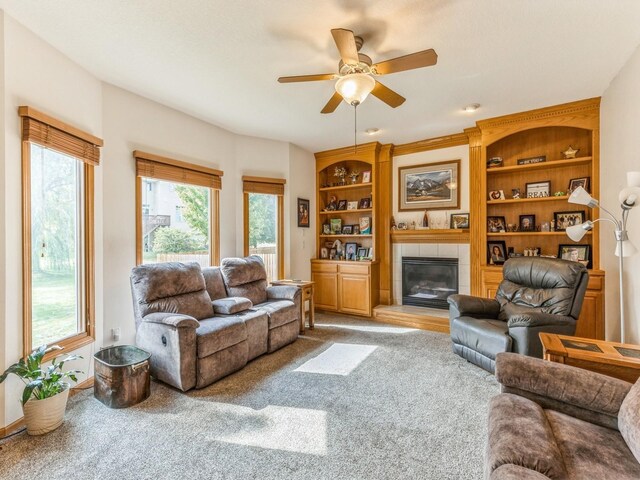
[270,280,314,334]
[540,332,640,383]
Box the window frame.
[20,106,100,361]
[242,176,286,280]
[134,150,222,267]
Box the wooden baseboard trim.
[0,376,94,438]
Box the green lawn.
[32,271,77,348]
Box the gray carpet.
[0,314,498,480]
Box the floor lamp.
[566,172,640,344]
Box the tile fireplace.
[401,257,459,309]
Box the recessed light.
[365,128,380,135]
[463,103,480,113]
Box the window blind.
[134,150,223,190]
[242,176,286,195]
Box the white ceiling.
[2,0,640,152]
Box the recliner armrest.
[266,285,300,302]
[142,312,200,328]
[447,294,500,319]
[507,312,575,328]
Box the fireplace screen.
[402,257,458,309]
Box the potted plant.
[0,345,83,435]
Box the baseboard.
[0,376,94,438]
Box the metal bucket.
[93,345,151,409]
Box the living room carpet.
[0,314,498,479]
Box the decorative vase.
[22,385,70,435]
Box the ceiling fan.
[278,28,438,114]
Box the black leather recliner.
[447,257,589,373]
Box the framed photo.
[487,157,503,168]
[558,244,591,268]
[398,159,460,211]
[322,223,331,235]
[347,201,359,210]
[517,155,546,165]
[353,225,360,235]
[320,247,329,259]
[526,181,551,198]
[342,225,353,235]
[554,210,585,231]
[488,190,506,201]
[345,242,358,261]
[362,171,371,183]
[487,240,507,265]
[357,247,368,258]
[297,198,310,227]
[367,247,373,259]
[450,213,470,229]
[519,214,536,232]
[487,216,507,233]
[358,197,371,209]
[329,248,337,260]
[330,218,342,234]
[325,195,338,211]
[511,188,521,199]
[337,199,347,211]
[568,177,590,194]
[359,216,372,234]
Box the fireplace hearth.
[402,257,459,309]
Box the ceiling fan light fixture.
[335,73,376,106]
[365,128,380,135]
[463,103,480,113]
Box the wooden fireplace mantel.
[390,229,470,244]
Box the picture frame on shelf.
[325,195,338,211]
[329,248,337,260]
[526,181,551,198]
[489,190,506,201]
[345,242,358,261]
[353,225,360,235]
[450,213,469,229]
[337,199,347,211]
[357,247,368,259]
[487,216,507,233]
[362,171,371,183]
[568,177,590,194]
[398,159,460,211]
[487,240,507,265]
[359,216,372,234]
[330,218,342,234]
[554,210,586,231]
[367,247,373,259]
[320,248,329,259]
[359,197,371,209]
[297,198,310,227]
[519,214,536,232]
[517,155,546,165]
[511,188,521,199]
[322,223,331,235]
[347,201,358,210]
[558,244,591,269]
[342,225,353,235]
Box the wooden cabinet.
[311,260,379,317]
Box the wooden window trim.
[20,108,100,361]
[134,151,222,266]
[242,176,285,279]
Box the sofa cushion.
[202,266,228,301]
[211,297,252,315]
[490,464,551,480]
[220,256,269,305]
[196,316,247,358]
[450,316,512,360]
[487,393,567,479]
[255,300,297,329]
[131,262,214,321]
[545,409,640,480]
[619,378,640,464]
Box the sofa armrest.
[447,294,500,319]
[266,285,301,302]
[142,312,200,328]
[495,352,632,421]
[507,312,575,328]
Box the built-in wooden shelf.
[486,156,592,175]
[487,231,592,237]
[391,228,470,244]
[487,195,570,205]
[319,234,372,238]
[319,183,372,192]
[319,208,373,215]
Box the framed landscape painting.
[398,160,460,211]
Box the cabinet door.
[575,290,604,340]
[312,272,338,311]
[339,274,370,316]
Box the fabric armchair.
[448,257,589,373]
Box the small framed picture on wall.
[297,198,310,227]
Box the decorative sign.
[517,155,546,165]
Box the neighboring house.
[141,179,190,252]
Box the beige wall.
[0,12,314,429]
[601,42,640,344]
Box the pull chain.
[353,103,358,154]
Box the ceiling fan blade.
[373,49,438,75]
[321,92,343,114]
[331,28,359,65]
[278,73,335,83]
[371,81,406,108]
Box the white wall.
[289,144,316,280]
[0,11,6,430]
[601,42,640,344]
[392,145,470,226]
[2,13,104,427]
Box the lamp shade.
[566,221,593,242]
[335,73,376,106]
[568,186,598,207]
[615,239,638,257]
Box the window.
[135,151,222,267]
[243,176,285,282]
[20,106,101,358]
